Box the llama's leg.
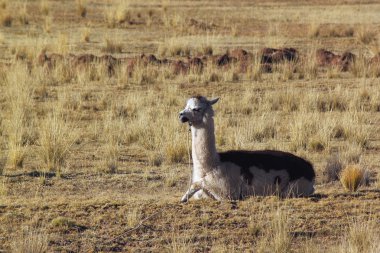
[181,180,222,202]
[181,182,202,202]
[202,187,221,201]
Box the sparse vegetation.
[0,0,379,252]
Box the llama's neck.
[191,116,219,181]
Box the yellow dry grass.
[340,165,365,192]
[0,0,379,252]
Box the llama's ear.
[208,97,219,105]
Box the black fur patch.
[192,95,205,100]
[241,169,253,185]
[219,150,315,182]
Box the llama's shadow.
[238,193,328,203]
[309,190,380,200]
[3,170,67,179]
[309,193,328,202]
[331,192,365,198]
[27,171,57,178]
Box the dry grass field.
[0,0,380,252]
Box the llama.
[179,96,315,202]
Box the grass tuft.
[299,49,318,80]
[51,217,77,229]
[340,165,364,192]
[11,227,48,253]
[308,23,321,38]
[38,111,76,174]
[40,0,50,16]
[308,136,326,152]
[5,63,35,170]
[157,37,191,57]
[199,44,213,55]
[1,12,12,27]
[101,112,125,173]
[257,208,292,253]
[322,154,343,183]
[339,218,380,253]
[356,27,377,45]
[76,0,87,18]
[104,1,131,28]
[102,39,123,53]
[115,3,131,24]
[148,152,164,167]
[18,2,29,25]
[0,157,4,176]
[43,15,52,33]
[7,143,26,169]
[342,143,362,165]
[127,208,142,228]
[81,28,90,42]
[164,169,178,187]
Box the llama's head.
[179,96,219,126]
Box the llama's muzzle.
[179,112,189,123]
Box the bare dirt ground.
[0,0,379,252]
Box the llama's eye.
[192,108,201,112]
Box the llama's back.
[219,150,315,197]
